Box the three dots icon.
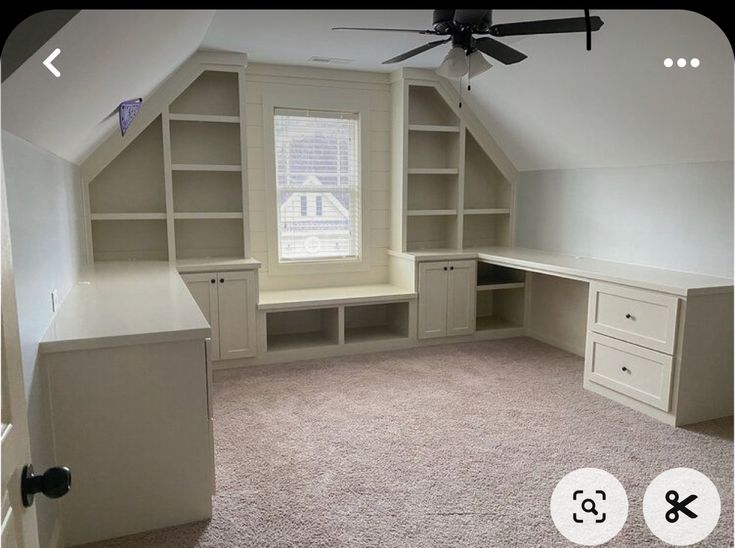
[664,57,700,68]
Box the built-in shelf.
[464,209,511,215]
[171,164,242,172]
[266,308,340,352]
[168,113,240,124]
[173,212,243,220]
[407,209,457,217]
[476,315,523,331]
[90,213,167,221]
[408,124,460,133]
[407,168,459,175]
[344,302,410,344]
[477,282,526,291]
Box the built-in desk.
[40,262,214,545]
[390,247,734,426]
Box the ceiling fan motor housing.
[432,9,455,33]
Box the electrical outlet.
[51,289,59,313]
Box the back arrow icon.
[43,48,61,77]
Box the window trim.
[262,88,371,276]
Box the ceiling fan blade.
[453,9,489,26]
[473,37,527,65]
[489,16,604,37]
[382,38,451,64]
[332,27,436,34]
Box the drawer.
[586,332,673,411]
[588,282,679,354]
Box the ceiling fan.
[333,10,604,79]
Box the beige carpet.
[83,338,733,547]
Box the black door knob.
[210,279,216,284]
[625,313,632,319]
[21,464,71,507]
[219,278,225,283]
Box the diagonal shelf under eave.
[407,168,459,175]
[171,164,242,172]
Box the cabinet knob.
[443,267,448,271]
[625,313,633,319]
[450,266,454,270]
[622,366,628,372]
[219,278,225,283]
[210,279,216,284]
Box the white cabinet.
[418,260,476,339]
[183,270,257,361]
[183,273,221,359]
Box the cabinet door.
[217,271,257,360]
[418,262,449,339]
[182,273,220,361]
[446,260,477,337]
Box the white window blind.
[274,108,360,262]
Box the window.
[273,108,360,262]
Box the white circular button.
[677,58,687,67]
[550,468,629,546]
[643,467,721,546]
[664,58,674,68]
[690,58,700,68]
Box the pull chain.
[459,75,462,109]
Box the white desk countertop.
[390,247,733,297]
[41,262,211,354]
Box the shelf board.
[407,168,459,175]
[174,212,244,220]
[267,332,338,352]
[476,315,523,331]
[344,326,408,344]
[169,113,240,124]
[407,209,458,217]
[90,213,166,221]
[476,282,526,292]
[171,164,242,172]
[408,124,460,133]
[464,208,511,215]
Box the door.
[182,273,221,361]
[217,271,257,360]
[446,260,477,337]
[1,173,40,547]
[418,262,449,339]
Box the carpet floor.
[83,338,733,547]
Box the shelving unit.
[344,302,410,344]
[476,287,525,331]
[475,263,526,331]
[392,78,515,254]
[266,308,340,351]
[86,62,249,263]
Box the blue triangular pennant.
[118,98,143,136]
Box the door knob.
[21,464,71,507]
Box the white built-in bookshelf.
[87,64,249,262]
[392,81,513,253]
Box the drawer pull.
[625,313,633,319]
[621,366,629,372]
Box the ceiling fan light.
[436,46,468,79]
[468,51,492,78]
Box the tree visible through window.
[274,108,360,262]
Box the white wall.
[515,161,734,278]
[2,130,85,547]
[245,63,391,290]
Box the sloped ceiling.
[202,9,733,171]
[2,10,215,164]
[3,9,732,171]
